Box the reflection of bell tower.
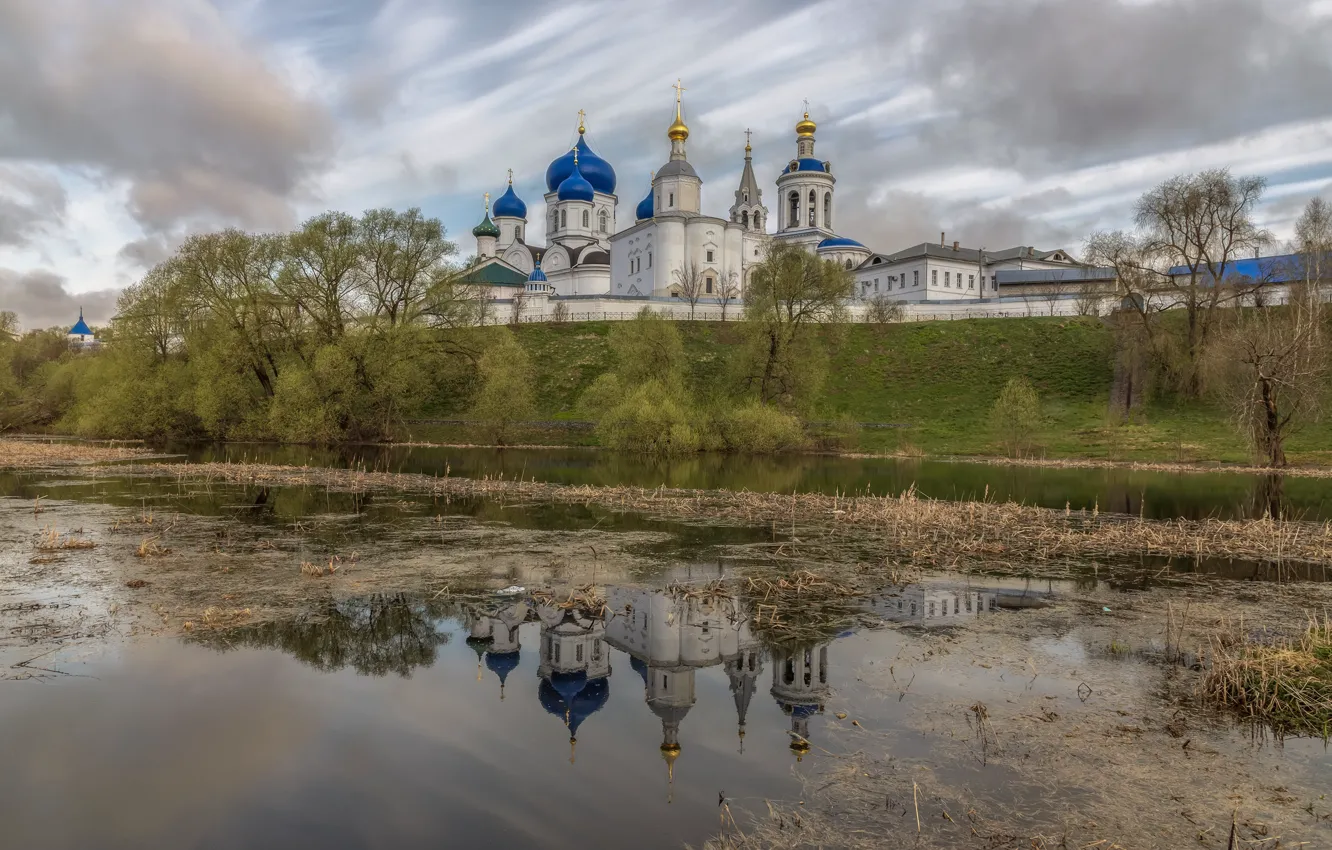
[463,605,494,682]
[770,643,831,761]
[483,599,529,700]
[725,649,763,754]
[648,665,694,803]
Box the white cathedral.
[465,84,875,300]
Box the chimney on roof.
[940,231,945,247]
[952,241,959,252]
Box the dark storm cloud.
[0,268,120,331]
[917,0,1332,170]
[0,0,333,234]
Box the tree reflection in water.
[192,593,450,677]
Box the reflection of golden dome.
[796,111,816,137]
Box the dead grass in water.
[113,462,1332,570]
[33,526,95,551]
[0,437,154,468]
[1202,613,1332,738]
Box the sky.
[4,0,1332,329]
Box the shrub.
[596,381,700,455]
[470,329,536,445]
[989,376,1042,457]
[719,402,806,453]
[865,295,905,324]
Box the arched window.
[743,190,748,202]
[582,209,589,228]
[551,210,558,231]
[515,226,522,241]
[824,193,832,229]
[808,189,817,226]
[559,209,566,229]
[742,211,749,228]
[705,275,714,294]
[844,259,853,270]
[788,191,798,228]
[599,210,607,233]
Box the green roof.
[472,213,500,239]
[460,261,527,287]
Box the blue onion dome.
[548,669,589,703]
[635,178,654,221]
[557,155,595,202]
[566,677,609,737]
[546,122,616,194]
[69,311,92,336]
[485,650,520,685]
[817,237,865,249]
[784,158,830,174]
[528,260,547,282]
[493,182,527,219]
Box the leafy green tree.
[469,328,536,445]
[740,243,852,409]
[989,377,1042,457]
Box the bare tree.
[355,208,457,326]
[865,294,904,324]
[717,271,741,321]
[1210,298,1327,468]
[509,289,528,326]
[1073,281,1105,317]
[1293,197,1332,307]
[672,262,705,319]
[551,299,570,323]
[1088,170,1270,397]
[1041,277,1072,316]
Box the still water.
[0,581,1048,850]
[169,442,1332,521]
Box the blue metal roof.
[69,314,92,336]
[556,161,595,202]
[528,261,547,282]
[635,184,653,221]
[817,237,865,250]
[1166,254,1298,284]
[546,135,616,194]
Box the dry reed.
[1201,614,1332,737]
[104,461,1332,570]
[33,526,96,551]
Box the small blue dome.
[69,313,92,336]
[484,650,520,685]
[783,158,830,174]
[567,677,609,737]
[493,184,527,219]
[629,655,649,687]
[547,135,616,194]
[635,185,653,221]
[549,669,589,703]
[817,237,865,249]
[557,160,595,202]
[528,261,547,282]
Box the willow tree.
[740,243,852,408]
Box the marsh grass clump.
[135,536,170,558]
[34,526,96,551]
[1202,615,1332,738]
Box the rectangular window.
[914,270,919,287]
[945,272,950,287]
[968,275,975,289]
[706,250,714,263]
[705,278,713,294]
[931,270,937,286]
[648,252,652,268]
[899,277,905,290]
[991,275,997,291]
[669,193,674,206]
[874,281,879,292]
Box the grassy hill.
[422,317,1332,464]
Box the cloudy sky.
[4,0,1332,329]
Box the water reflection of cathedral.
[458,581,1022,787]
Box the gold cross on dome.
[507,168,513,185]
[673,79,686,103]
[577,109,586,132]
[803,97,809,114]
[745,128,752,145]
[484,191,490,212]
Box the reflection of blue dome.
[818,237,864,249]
[493,184,527,219]
[484,650,520,685]
[549,669,589,703]
[567,677,609,736]
[630,655,649,687]
[783,157,830,174]
[547,135,616,194]
[557,160,595,202]
[635,185,653,221]
[528,261,547,282]
[790,703,820,718]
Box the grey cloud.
[917,0,1332,170]
[0,268,120,331]
[0,0,333,234]
[0,166,67,248]
[116,235,180,271]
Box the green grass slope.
[425,318,1332,464]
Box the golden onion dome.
[796,111,816,137]
[668,104,689,141]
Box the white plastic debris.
[495,585,526,596]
